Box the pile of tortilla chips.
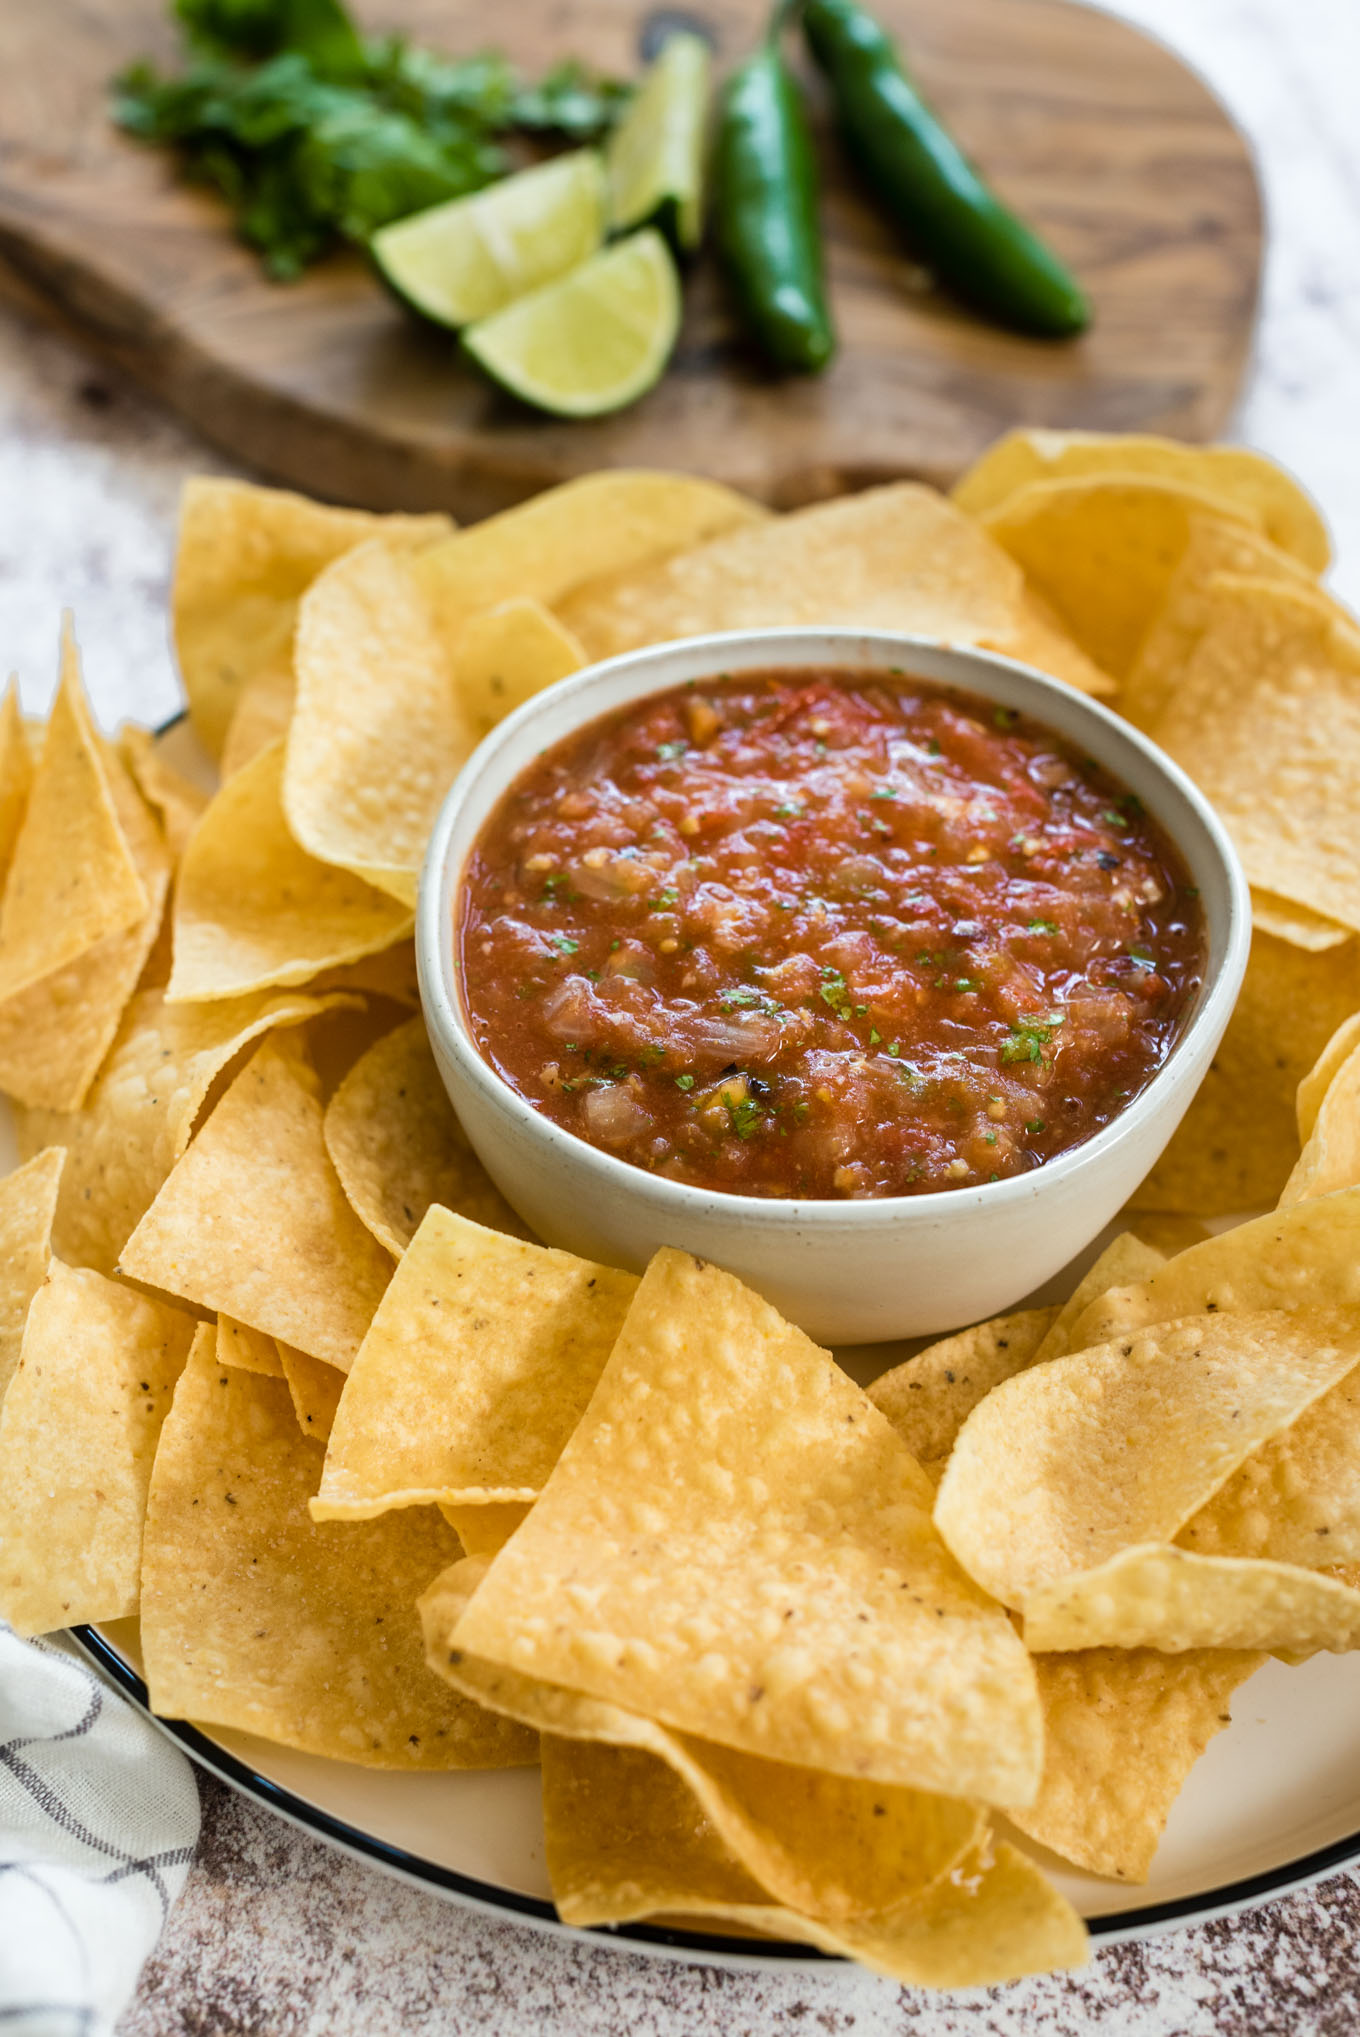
[2,438,1360,1990]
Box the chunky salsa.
[458,669,1205,1200]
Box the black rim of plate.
[71,1625,1360,1960]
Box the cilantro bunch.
[112,0,629,279]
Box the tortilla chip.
[220,663,296,781]
[1119,1213,1212,1259]
[15,985,356,1274]
[1130,930,1360,1214]
[217,1315,283,1377]
[1070,1189,1360,1348]
[454,598,586,737]
[1299,1016,1360,1141]
[1118,516,1318,733]
[1178,1359,1360,1567]
[286,539,475,909]
[0,621,148,999]
[0,1147,64,1404]
[1021,1544,1360,1655]
[439,1501,532,1556]
[278,1344,345,1443]
[1009,1649,1264,1882]
[453,1249,1042,1805]
[981,479,1258,680]
[413,471,765,645]
[1280,1036,1360,1205]
[425,1552,983,1926]
[116,727,210,863]
[167,739,411,1003]
[1029,1232,1166,1366]
[312,1208,636,1518]
[934,1309,1360,1607]
[0,1265,196,1635]
[171,475,450,756]
[1251,892,1350,952]
[0,679,33,887]
[306,938,420,1008]
[1140,576,1360,931]
[952,430,1330,572]
[540,1739,1085,1988]
[866,1307,1058,1468]
[139,1331,535,1768]
[557,484,1113,696]
[120,1035,393,1370]
[323,1017,528,1255]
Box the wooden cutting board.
[0,0,1261,519]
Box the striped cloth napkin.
[0,1624,199,2037]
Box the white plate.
[36,719,1360,1970]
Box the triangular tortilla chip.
[120,1035,393,1369]
[453,598,586,736]
[0,678,33,887]
[0,1264,196,1634]
[0,1147,64,1404]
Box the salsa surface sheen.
[459,669,1205,1200]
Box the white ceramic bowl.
[418,629,1250,1343]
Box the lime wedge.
[371,150,607,331]
[607,34,710,253]
[462,229,681,419]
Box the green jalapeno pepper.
[712,38,836,373]
[802,0,1090,337]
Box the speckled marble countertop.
[3,0,1358,2028]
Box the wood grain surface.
[0,0,1262,518]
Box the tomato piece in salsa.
[459,669,1205,1200]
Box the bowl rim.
[417,626,1252,1231]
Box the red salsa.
[459,669,1205,1200]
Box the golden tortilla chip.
[217,1315,283,1377]
[1299,1016,1360,1141]
[540,1739,1085,1988]
[1010,1649,1264,1882]
[1280,1035,1360,1205]
[557,484,1112,695]
[313,1208,636,1518]
[952,430,1330,571]
[866,1306,1058,1469]
[1178,1359,1360,1567]
[220,663,296,781]
[15,985,356,1274]
[1029,1232,1166,1366]
[439,1502,531,1556]
[453,1249,1042,1805]
[1119,1212,1212,1259]
[0,1265,195,1635]
[1021,1544,1360,1655]
[1071,1188,1360,1348]
[0,1147,64,1404]
[286,539,475,908]
[1251,892,1350,952]
[413,471,765,645]
[981,478,1257,680]
[934,1309,1360,1607]
[306,937,420,1008]
[0,679,34,887]
[0,622,148,999]
[278,1343,345,1443]
[171,475,449,756]
[167,739,411,1003]
[1130,930,1360,1214]
[323,1017,528,1255]
[139,1330,535,1768]
[1142,575,1360,931]
[116,727,210,863]
[423,1553,983,1927]
[1118,515,1317,733]
[454,598,586,737]
[120,1035,393,1370]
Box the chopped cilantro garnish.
[675,1073,695,1091]
[928,738,942,757]
[1001,1014,1065,1065]
[725,1096,764,1140]
[869,1027,881,1045]
[1026,918,1058,935]
[547,934,578,956]
[993,706,1017,730]
[817,968,853,1019]
[870,786,896,800]
[655,739,688,762]
[1025,1118,1046,1134]
[651,888,679,910]
[774,801,803,818]
[984,1130,997,1144]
